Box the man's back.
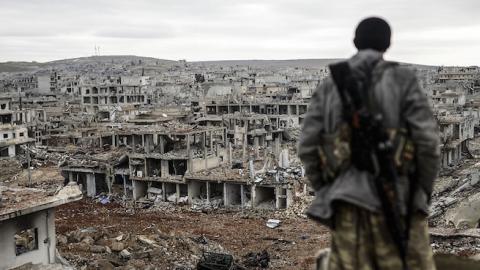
[298,17,440,270]
[299,49,440,222]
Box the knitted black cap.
[354,17,391,52]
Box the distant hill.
[0,61,45,72]
[45,55,176,66]
[0,55,177,73]
[193,59,343,68]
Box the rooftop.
[0,182,83,221]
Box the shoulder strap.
[328,61,354,121]
[365,60,399,115]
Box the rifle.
[329,61,410,270]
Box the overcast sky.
[1,0,479,65]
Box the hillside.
[0,61,45,72]
[0,55,177,73]
[45,55,176,66]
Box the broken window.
[95,174,109,194]
[179,184,188,197]
[0,147,8,157]
[146,158,161,177]
[15,228,38,256]
[168,160,187,176]
[3,133,8,139]
[254,186,275,209]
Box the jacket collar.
[348,49,384,76]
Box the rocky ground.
[55,200,329,270]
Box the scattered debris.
[266,219,281,229]
[197,252,234,270]
[243,250,270,268]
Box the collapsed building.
[427,69,480,167]
[437,114,475,167]
[58,121,304,210]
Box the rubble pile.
[191,198,224,212]
[19,146,66,167]
[253,166,304,184]
[283,195,314,218]
[430,159,480,228]
[427,140,480,260]
[431,232,480,257]
[58,228,226,270]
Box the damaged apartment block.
[59,120,302,210]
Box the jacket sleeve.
[298,80,328,190]
[401,73,440,198]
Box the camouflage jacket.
[298,49,440,225]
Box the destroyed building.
[80,84,148,121]
[57,120,302,210]
[0,97,35,157]
[0,183,82,269]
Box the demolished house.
[0,183,82,269]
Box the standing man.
[298,17,440,270]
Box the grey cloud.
[0,0,479,65]
[94,26,176,39]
